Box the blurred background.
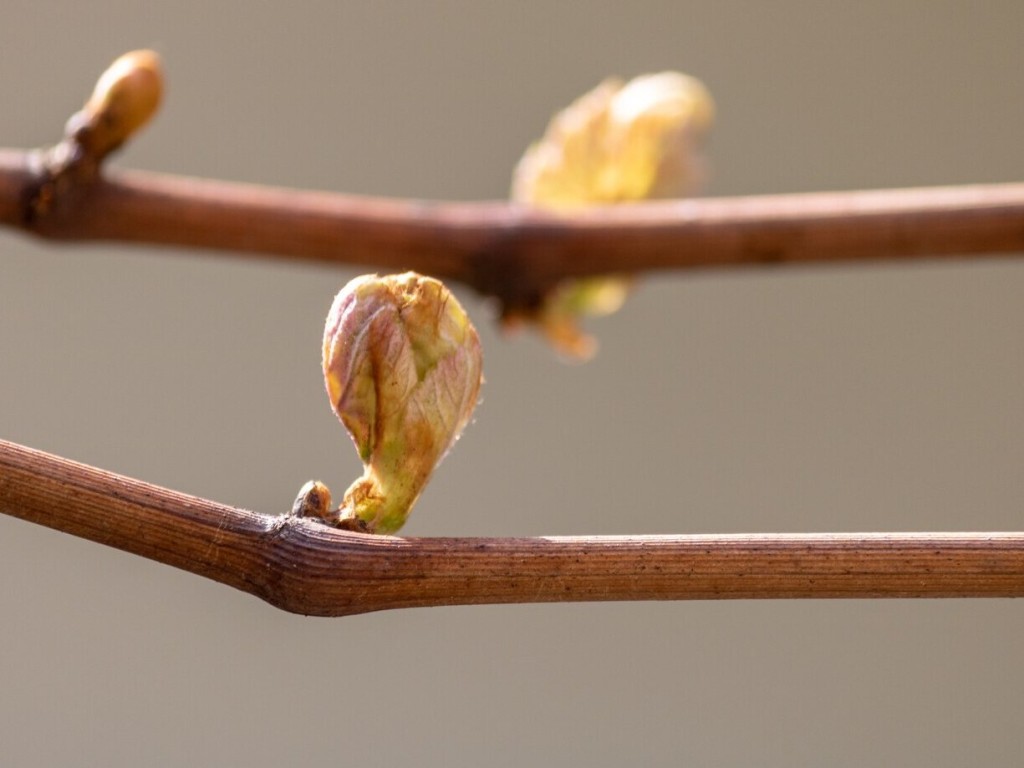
[2,2,1023,765]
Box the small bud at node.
[80,49,164,157]
[291,480,333,521]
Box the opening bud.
[320,273,483,534]
[510,71,714,359]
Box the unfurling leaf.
[315,273,483,534]
[510,71,714,359]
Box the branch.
[2,438,1021,616]
[3,148,1024,306]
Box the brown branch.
[2,437,1021,617]
[2,148,1023,307]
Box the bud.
[75,49,164,158]
[321,273,483,534]
[291,480,332,520]
[510,71,713,359]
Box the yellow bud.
[511,71,714,359]
[322,273,483,534]
[79,50,164,157]
[513,71,713,207]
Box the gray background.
[2,2,1023,765]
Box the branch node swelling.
[24,50,162,226]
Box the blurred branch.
[2,147,1023,308]
[2,438,1022,617]
[3,50,1022,309]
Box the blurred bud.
[75,50,164,158]
[28,51,164,222]
[510,71,713,359]
[322,273,483,534]
[513,71,713,207]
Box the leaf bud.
[321,273,483,533]
[510,71,714,359]
[75,49,164,158]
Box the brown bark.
[2,439,1021,616]
[3,149,1023,307]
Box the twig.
[2,438,1021,616]
[2,148,1023,307]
